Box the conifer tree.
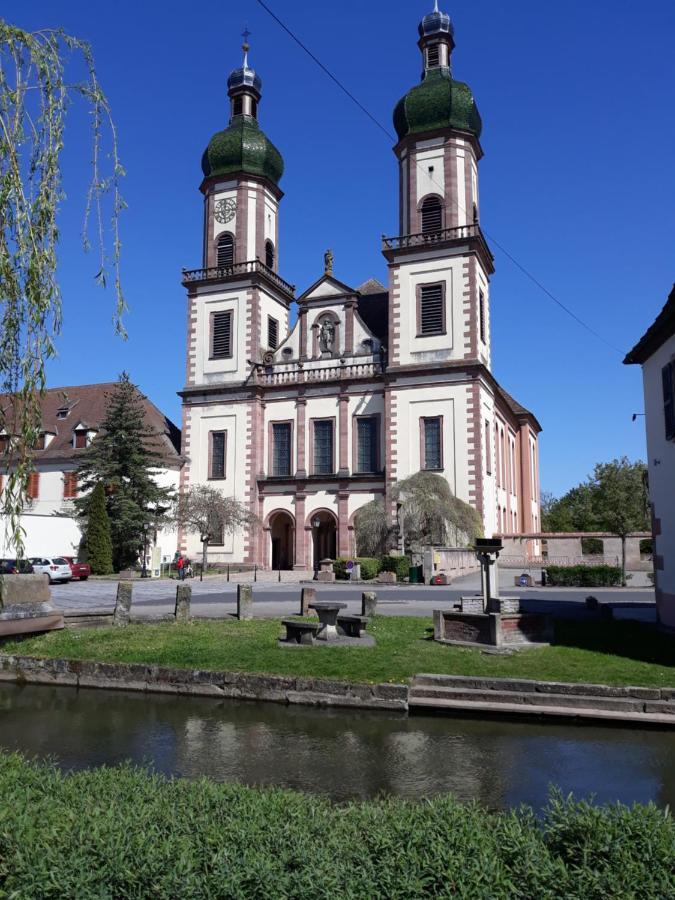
[75,373,174,571]
[85,482,114,575]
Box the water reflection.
[1,682,674,809]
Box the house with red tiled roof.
[0,383,182,562]
[625,285,675,629]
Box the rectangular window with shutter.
[209,431,227,480]
[427,45,440,67]
[313,419,334,475]
[356,417,378,473]
[267,316,279,350]
[418,283,445,336]
[485,421,492,475]
[271,422,292,476]
[421,417,443,470]
[211,311,233,359]
[663,362,675,441]
[63,471,78,499]
[27,471,40,500]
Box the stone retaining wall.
[0,655,408,712]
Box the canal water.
[2,682,674,810]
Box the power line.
[255,0,623,356]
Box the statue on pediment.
[324,248,333,274]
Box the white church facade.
[178,7,542,570]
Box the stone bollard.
[300,587,316,617]
[361,591,377,617]
[174,584,192,624]
[237,584,253,621]
[113,582,133,627]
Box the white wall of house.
[642,333,675,628]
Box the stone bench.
[337,614,369,638]
[282,619,320,645]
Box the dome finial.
[242,26,251,68]
[433,0,439,11]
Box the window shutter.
[663,362,675,441]
[216,233,234,268]
[421,197,442,234]
[479,290,486,343]
[63,472,78,499]
[427,45,440,67]
[211,311,233,359]
[268,316,279,350]
[272,423,291,476]
[313,421,333,474]
[27,471,40,499]
[210,432,226,479]
[419,284,444,335]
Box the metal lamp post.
[141,523,150,578]
[312,516,321,580]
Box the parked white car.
[29,557,72,584]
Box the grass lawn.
[2,616,675,687]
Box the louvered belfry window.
[427,44,440,68]
[421,196,443,234]
[419,283,445,335]
[268,316,279,350]
[313,420,334,475]
[211,311,233,359]
[479,289,486,343]
[216,233,234,268]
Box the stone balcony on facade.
[381,223,494,273]
[181,260,296,300]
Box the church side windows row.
[267,415,382,478]
[211,311,233,359]
[271,422,292,476]
[418,283,445,336]
[421,416,443,471]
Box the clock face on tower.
[214,197,236,224]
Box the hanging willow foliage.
[0,21,125,553]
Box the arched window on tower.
[421,196,443,235]
[216,233,234,268]
[265,240,275,270]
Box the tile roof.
[624,284,675,365]
[1,383,181,466]
[356,278,387,295]
[494,383,542,433]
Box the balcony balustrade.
[181,260,295,296]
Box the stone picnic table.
[309,600,348,641]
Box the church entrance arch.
[269,510,295,571]
[308,509,338,572]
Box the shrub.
[380,554,411,581]
[545,564,622,587]
[0,755,674,899]
[333,557,381,580]
[640,538,653,556]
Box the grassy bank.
[0,753,673,899]
[3,616,675,687]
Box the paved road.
[52,571,656,622]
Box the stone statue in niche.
[318,318,336,354]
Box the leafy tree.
[169,486,258,576]
[85,482,113,575]
[0,22,125,553]
[543,457,648,586]
[392,471,483,552]
[354,500,392,557]
[588,458,649,586]
[74,374,174,571]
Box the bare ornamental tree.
[170,486,258,578]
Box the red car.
[62,556,91,580]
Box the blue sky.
[6,0,675,497]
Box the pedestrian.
[185,560,193,579]
[176,555,185,581]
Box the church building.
[179,6,542,569]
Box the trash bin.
[409,565,423,584]
[541,568,547,587]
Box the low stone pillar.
[174,584,192,624]
[316,559,335,583]
[237,584,253,620]
[361,591,377,617]
[377,572,396,584]
[300,587,316,616]
[113,582,133,627]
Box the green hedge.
[545,565,623,587]
[1,754,674,899]
[333,557,381,580]
[380,554,412,581]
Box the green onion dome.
[201,116,284,185]
[393,67,482,141]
